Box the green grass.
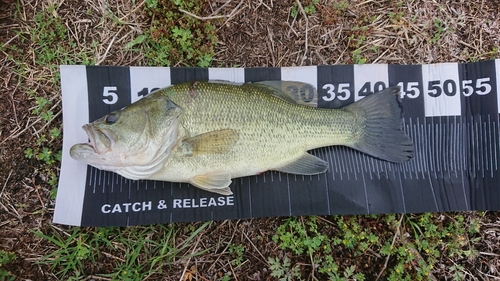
[0,251,16,281]
[268,214,481,280]
[3,1,493,279]
[35,222,210,280]
[127,0,218,67]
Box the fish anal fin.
[190,172,233,195]
[182,129,239,156]
[275,153,328,175]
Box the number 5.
[103,86,118,104]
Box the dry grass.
[1,0,500,280]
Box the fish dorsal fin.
[207,80,243,86]
[181,129,239,156]
[190,172,233,195]
[249,81,318,107]
[275,153,328,175]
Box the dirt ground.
[1,0,500,280]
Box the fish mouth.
[81,124,115,155]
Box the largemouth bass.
[70,81,414,195]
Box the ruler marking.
[336,149,343,181]
[423,118,429,174]
[488,115,493,177]
[361,151,373,180]
[460,121,466,171]
[398,170,407,213]
[286,174,292,216]
[452,118,458,175]
[479,115,484,178]
[428,122,437,178]
[110,173,114,190]
[436,121,442,173]
[373,157,380,180]
[354,150,361,174]
[460,167,469,210]
[494,120,498,171]
[361,168,369,214]
[98,169,102,187]
[473,121,478,177]
[384,162,392,180]
[88,166,93,186]
[332,148,338,176]
[450,119,456,175]
[102,173,106,193]
[341,148,348,180]
[345,148,352,180]
[128,179,131,199]
[427,172,440,211]
[401,119,410,179]
[248,178,253,218]
[448,120,452,177]
[416,118,426,179]
[93,169,97,194]
[324,169,331,214]
[409,118,418,179]
[353,151,360,181]
[407,123,413,180]
[348,150,357,180]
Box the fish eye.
[105,113,118,124]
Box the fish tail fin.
[345,86,414,163]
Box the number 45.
[397,82,420,98]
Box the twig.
[179,232,203,281]
[179,8,229,20]
[479,251,500,257]
[228,260,239,281]
[96,25,125,65]
[295,0,309,65]
[217,0,246,31]
[242,227,268,265]
[35,109,62,137]
[376,214,404,281]
[0,170,13,198]
[119,0,146,22]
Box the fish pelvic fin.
[346,86,414,163]
[190,171,233,195]
[275,153,328,175]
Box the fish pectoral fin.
[190,172,233,195]
[181,129,239,156]
[275,153,328,175]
